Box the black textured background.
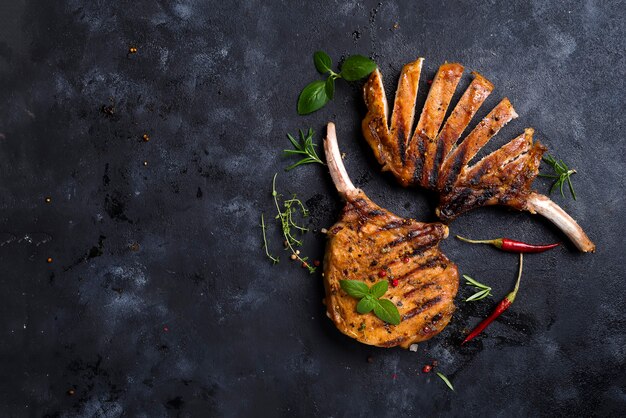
[1,1,625,417]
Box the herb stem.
[261,213,279,264]
[271,173,316,273]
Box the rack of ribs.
[322,122,459,348]
[362,59,595,252]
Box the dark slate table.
[1,1,624,416]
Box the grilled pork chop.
[362,59,595,252]
[323,123,459,348]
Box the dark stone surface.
[0,0,624,416]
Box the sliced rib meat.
[322,122,459,348]
[362,59,595,252]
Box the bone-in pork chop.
[322,122,459,348]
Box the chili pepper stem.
[455,235,503,248]
[507,253,523,303]
[461,254,524,345]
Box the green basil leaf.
[340,55,377,81]
[314,51,332,74]
[357,296,376,314]
[297,80,329,115]
[325,77,335,100]
[374,298,401,325]
[369,280,388,299]
[339,279,369,298]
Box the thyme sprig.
[463,275,492,302]
[271,173,316,273]
[284,128,325,171]
[539,154,577,200]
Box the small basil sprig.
[297,51,377,115]
[339,279,401,325]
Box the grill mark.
[411,133,426,185]
[408,240,439,255]
[401,266,452,297]
[499,190,513,205]
[473,187,497,207]
[404,247,427,261]
[398,127,407,165]
[430,312,443,324]
[380,336,408,347]
[379,219,405,231]
[348,198,369,217]
[387,229,427,248]
[444,147,466,190]
[439,188,473,220]
[417,136,426,176]
[396,256,443,282]
[367,209,385,217]
[468,163,490,185]
[402,296,442,320]
[499,187,527,208]
[430,139,446,188]
[403,281,437,298]
[506,163,532,193]
[418,281,438,290]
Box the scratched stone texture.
[0,0,624,416]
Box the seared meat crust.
[362,59,595,252]
[322,123,459,348]
[323,192,458,348]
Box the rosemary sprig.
[284,128,325,171]
[539,154,577,200]
[271,173,316,273]
[260,213,279,264]
[463,274,492,302]
[436,372,454,391]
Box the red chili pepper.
[462,254,524,345]
[456,235,559,253]
[391,278,399,287]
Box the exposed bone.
[323,122,356,199]
[526,193,596,253]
